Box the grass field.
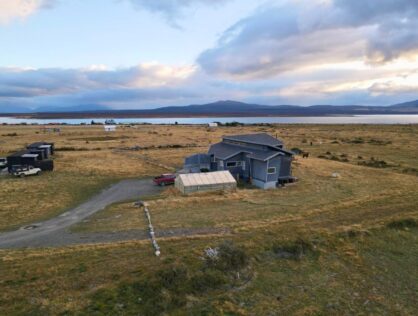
[0,123,417,315]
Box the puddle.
[23,225,39,230]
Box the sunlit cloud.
[0,0,55,24]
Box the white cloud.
[0,0,55,24]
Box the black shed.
[27,142,55,157]
[7,150,40,172]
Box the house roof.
[209,141,291,161]
[177,171,236,187]
[208,142,252,160]
[185,153,211,165]
[223,133,283,147]
[247,151,283,161]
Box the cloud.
[0,63,196,98]
[0,63,222,109]
[198,0,418,79]
[0,0,55,24]
[1,59,417,110]
[127,0,231,27]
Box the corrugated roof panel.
[179,171,236,187]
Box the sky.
[1,0,418,111]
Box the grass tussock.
[387,218,417,230]
[271,238,320,260]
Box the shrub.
[387,218,417,230]
[358,159,389,168]
[349,137,365,144]
[190,270,227,293]
[272,238,319,260]
[157,265,189,290]
[291,147,303,154]
[204,241,249,272]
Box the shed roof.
[21,154,39,158]
[28,142,51,148]
[8,150,31,157]
[223,133,283,147]
[177,171,236,187]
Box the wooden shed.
[175,171,237,194]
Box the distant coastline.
[1,99,418,119]
[0,112,361,119]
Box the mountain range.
[1,100,418,118]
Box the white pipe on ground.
[137,201,161,256]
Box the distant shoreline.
[1,112,417,119]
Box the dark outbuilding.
[7,142,55,172]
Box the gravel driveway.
[0,179,162,248]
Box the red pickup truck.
[153,174,176,186]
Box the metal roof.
[8,150,31,157]
[185,153,211,165]
[223,133,283,147]
[247,151,283,161]
[177,171,236,187]
[209,142,288,161]
[28,142,51,148]
[208,142,252,160]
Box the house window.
[267,167,276,174]
[226,161,245,168]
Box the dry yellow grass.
[0,124,417,315]
[1,123,417,231]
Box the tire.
[36,171,41,176]
[160,182,165,187]
[19,174,25,178]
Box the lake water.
[1,115,418,125]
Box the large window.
[226,161,245,168]
[267,167,276,174]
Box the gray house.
[184,133,295,189]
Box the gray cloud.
[0,65,248,109]
[198,0,418,79]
